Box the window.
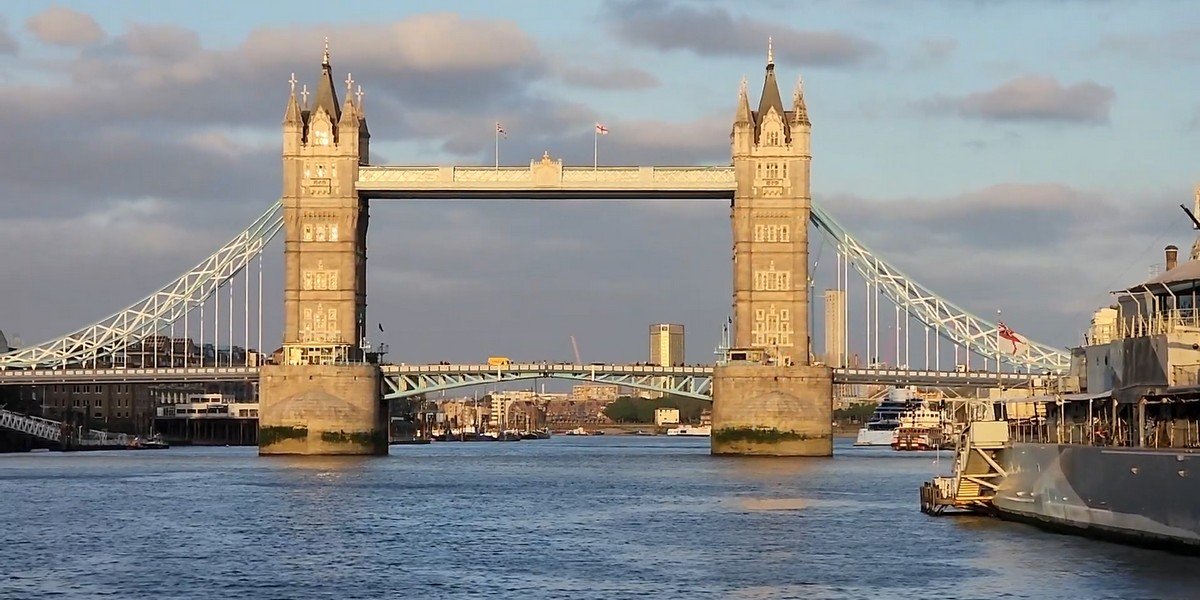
[765,162,779,179]
[754,224,790,243]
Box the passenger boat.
[891,406,951,451]
[665,424,711,436]
[854,387,918,446]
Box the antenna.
[570,335,582,364]
[1181,204,1200,230]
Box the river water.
[1,437,1196,599]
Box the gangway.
[0,407,132,449]
[921,420,1010,514]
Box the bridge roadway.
[0,363,1045,397]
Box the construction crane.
[570,335,582,364]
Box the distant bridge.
[0,363,1046,400]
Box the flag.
[997,322,1029,356]
[378,323,384,333]
[496,122,506,137]
[595,123,609,135]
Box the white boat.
[666,424,711,436]
[854,387,918,446]
[891,405,952,451]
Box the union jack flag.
[595,123,609,135]
[496,122,506,136]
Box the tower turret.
[729,40,813,366]
[732,77,754,157]
[283,73,303,154]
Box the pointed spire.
[301,84,309,109]
[313,38,340,122]
[283,72,302,124]
[767,36,774,68]
[791,74,809,126]
[756,42,785,121]
[735,76,752,124]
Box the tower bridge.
[0,41,1072,457]
[0,363,1042,399]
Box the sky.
[1,0,1198,366]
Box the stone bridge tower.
[711,43,833,456]
[258,43,386,456]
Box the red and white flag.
[496,122,506,136]
[595,123,609,135]
[997,322,1029,356]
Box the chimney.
[1166,245,1179,271]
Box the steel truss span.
[0,202,283,370]
[380,364,713,401]
[809,204,1070,373]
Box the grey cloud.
[908,38,957,69]
[26,6,104,47]
[811,183,1186,349]
[117,23,202,61]
[605,0,879,67]
[0,18,18,55]
[559,64,660,90]
[928,76,1115,124]
[1095,29,1200,62]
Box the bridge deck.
[0,363,1042,389]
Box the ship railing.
[1119,308,1200,338]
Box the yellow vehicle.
[487,356,511,367]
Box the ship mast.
[1192,185,1200,260]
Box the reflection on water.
[1,437,1197,599]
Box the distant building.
[654,407,680,426]
[824,289,846,367]
[571,383,620,403]
[649,323,685,399]
[648,323,685,366]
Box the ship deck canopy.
[1116,258,1200,297]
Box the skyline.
[2,1,1199,364]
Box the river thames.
[1,437,1197,599]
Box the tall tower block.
[258,44,386,456]
[711,44,834,456]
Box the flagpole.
[495,124,499,170]
[995,309,1002,390]
[593,127,598,170]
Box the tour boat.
[666,424,711,437]
[854,387,918,446]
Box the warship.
[923,194,1200,553]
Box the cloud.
[558,64,659,90]
[813,182,1185,348]
[26,6,104,47]
[925,76,1115,124]
[605,0,879,67]
[0,18,17,55]
[1095,29,1200,62]
[908,38,956,69]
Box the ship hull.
[993,443,1200,553]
